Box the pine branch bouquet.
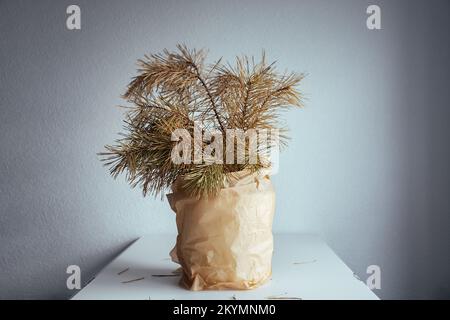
[100,45,304,290]
[100,45,303,198]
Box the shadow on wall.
[396,1,450,299]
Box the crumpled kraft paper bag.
[167,169,275,290]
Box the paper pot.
[167,169,275,290]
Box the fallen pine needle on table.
[121,277,145,284]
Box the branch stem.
[191,64,226,132]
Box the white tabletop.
[72,234,378,300]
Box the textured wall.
[0,0,449,299]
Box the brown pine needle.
[266,296,302,300]
[117,267,129,275]
[121,277,145,284]
[293,259,317,265]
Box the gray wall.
[0,0,449,299]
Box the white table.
[72,234,379,300]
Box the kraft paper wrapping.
[167,169,275,291]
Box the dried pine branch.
[100,45,304,198]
